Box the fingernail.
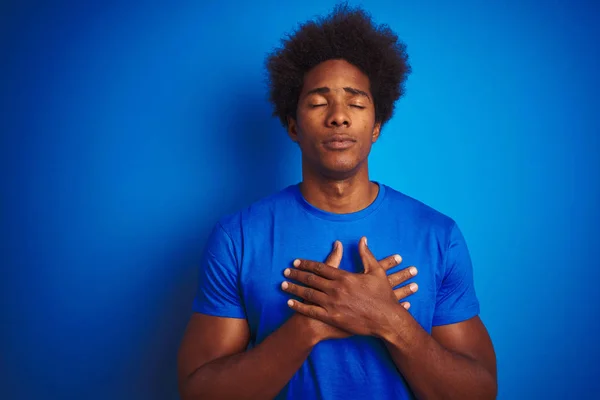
[409,267,417,276]
[409,283,418,292]
[281,282,289,289]
[394,255,401,263]
[293,259,300,267]
[284,268,291,277]
[403,302,411,310]
[364,237,368,246]
[287,299,294,307]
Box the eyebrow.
[304,86,371,101]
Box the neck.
[300,162,378,214]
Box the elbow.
[178,377,193,400]
[482,371,498,400]
[178,367,206,400]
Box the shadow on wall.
[129,84,291,398]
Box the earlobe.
[372,122,381,143]
[287,116,299,142]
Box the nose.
[326,104,351,128]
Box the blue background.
[2,1,599,399]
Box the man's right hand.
[287,241,418,343]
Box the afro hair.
[265,3,411,128]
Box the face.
[288,59,381,179]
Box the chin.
[319,159,361,179]
[304,152,365,179]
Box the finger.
[287,299,329,321]
[401,302,411,310]
[358,236,379,274]
[388,266,418,288]
[283,268,331,292]
[379,254,402,272]
[282,281,328,305]
[393,282,418,301]
[293,258,343,280]
[324,241,343,269]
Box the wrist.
[373,303,410,345]
[290,313,323,347]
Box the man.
[178,5,497,399]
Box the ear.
[287,116,299,142]
[371,122,381,143]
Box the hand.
[282,237,418,338]
[289,241,349,342]
[386,259,419,311]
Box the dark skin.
[178,58,496,399]
[284,59,497,398]
[288,59,381,212]
[284,238,497,399]
[178,245,417,399]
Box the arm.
[381,221,497,399]
[178,240,351,400]
[380,312,497,399]
[283,236,497,400]
[177,312,318,400]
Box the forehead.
[301,59,371,94]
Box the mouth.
[322,134,357,150]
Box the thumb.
[324,241,343,268]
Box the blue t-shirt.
[193,183,480,399]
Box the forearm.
[380,311,497,400]
[180,314,316,400]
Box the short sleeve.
[192,222,246,319]
[432,223,480,326]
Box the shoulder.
[381,184,457,234]
[216,185,298,236]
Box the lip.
[322,134,356,150]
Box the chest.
[238,223,445,343]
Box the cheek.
[295,115,320,140]
[359,121,377,142]
[356,111,375,129]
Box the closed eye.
[350,104,366,109]
[310,104,327,108]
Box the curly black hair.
[265,3,411,128]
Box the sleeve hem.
[432,304,480,326]
[193,301,246,319]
